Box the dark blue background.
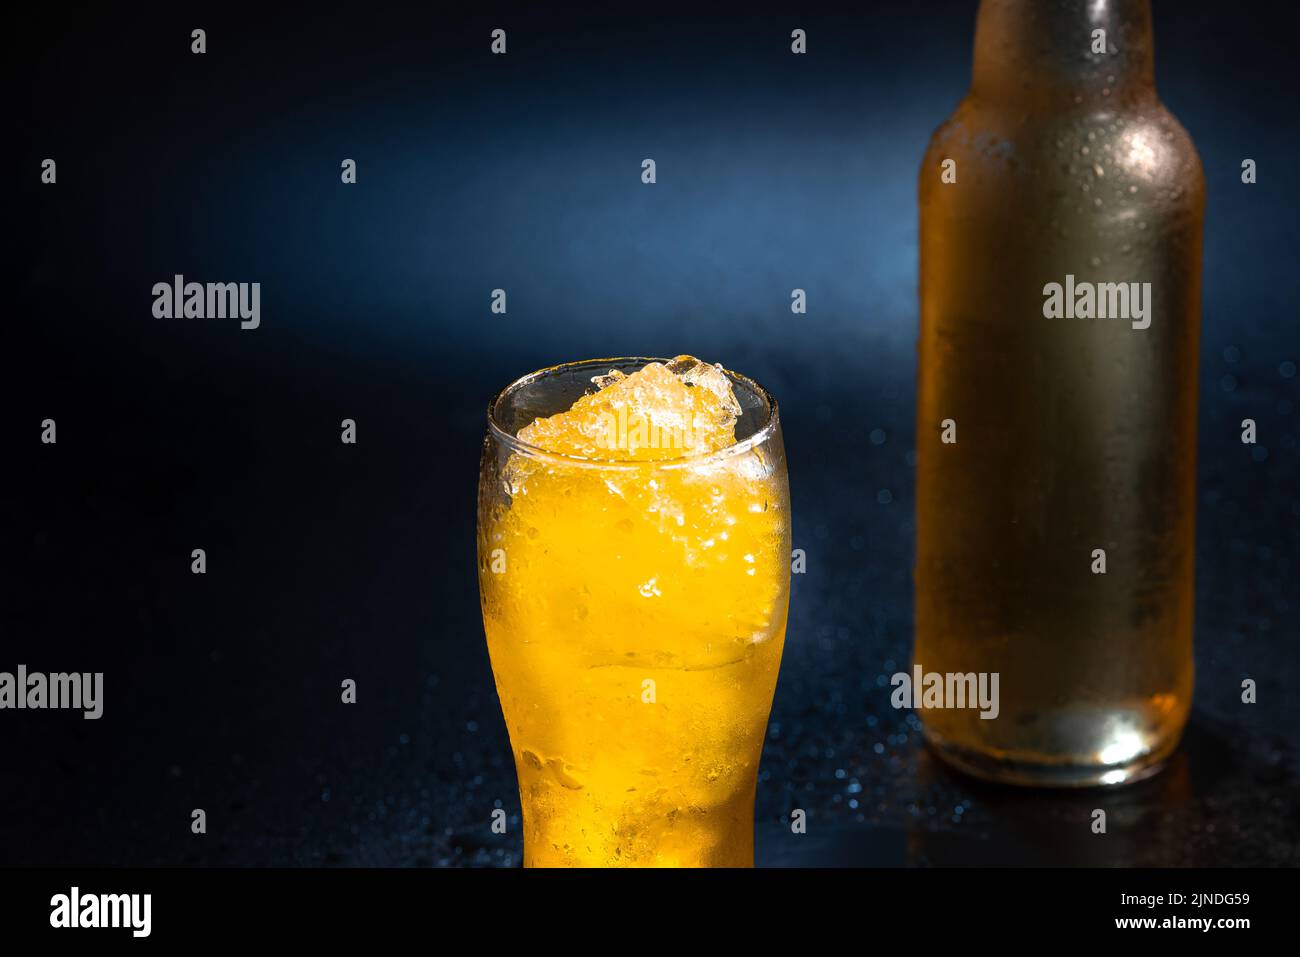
[12,1,1299,866]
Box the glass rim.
[486,356,780,469]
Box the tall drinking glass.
[477,358,790,867]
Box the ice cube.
[517,356,740,460]
[665,355,742,419]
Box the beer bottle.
[915,0,1204,786]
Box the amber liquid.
[914,1,1204,786]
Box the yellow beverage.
[477,357,790,866]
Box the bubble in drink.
[478,357,791,865]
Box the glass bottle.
[915,0,1204,786]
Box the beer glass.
[477,358,790,865]
[915,0,1203,786]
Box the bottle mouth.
[486,356,780,469]
[968,0,1156,107]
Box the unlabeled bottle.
[915,0,1204,786]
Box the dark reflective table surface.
[13,349,1297,867]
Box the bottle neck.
[970,0,1156,110]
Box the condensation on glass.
[915,0,1204,786]
[478,359,791,864]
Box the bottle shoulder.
[920,95,1204,204]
